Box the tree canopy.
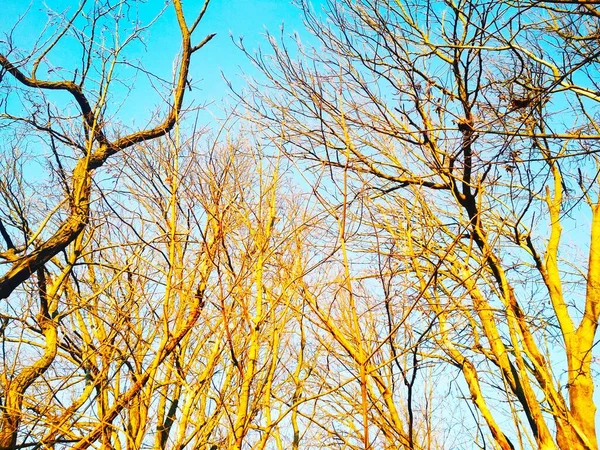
[1,0,599,449]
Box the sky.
[1,0,318,130]
[0,0,323,232]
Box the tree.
[5,0,600,448]
[0,2,373,448]
[0,1,216,447]
[239,0,600,448]
[0,109,320,448]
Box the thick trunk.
[0,321,58,449]
[559,348,597,450]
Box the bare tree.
[5,0,600,448]
[0,1,215,447]
[239,0,600,448]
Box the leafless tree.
[0,1,216,447]
[239,0,600,448]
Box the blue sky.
[2,0,317,128]
[0,0,322,205]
